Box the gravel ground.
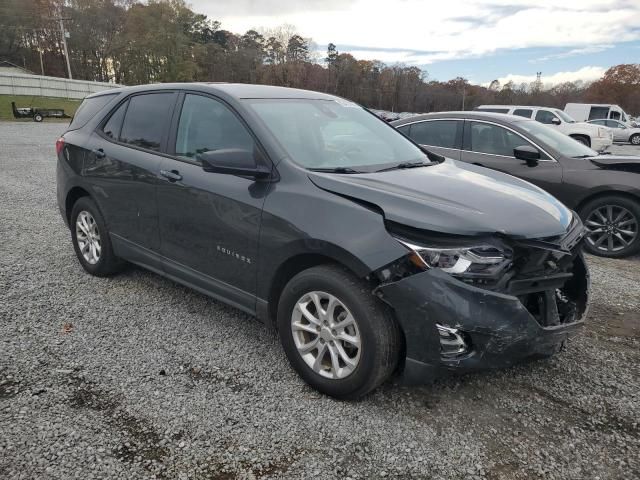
[1,122,639,480]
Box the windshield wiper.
[375,160,435,172]
[309,167,361,174]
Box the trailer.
[11,101,71,122]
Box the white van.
[564,103,631,124]
[475,105,613,152]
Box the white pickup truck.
[475,105,613,152]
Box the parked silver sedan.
[588,119,640,145]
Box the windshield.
[245,98,426,171]
[517,120,598,157]
[554,109,575,123]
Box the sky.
[188,0,640,87]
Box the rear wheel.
[33,113,43,122]
[277,265,401,399]
[70,197,123,276]
[580,195,640,258]
[630,133,640,145]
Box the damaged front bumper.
[376,251,590,384]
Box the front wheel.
[580,195,640,258]
[277,265,401,399]
[33,113,43,122]
[630,133,640,145]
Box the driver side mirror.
[550,117,561,125]
[514,145,540,166]
[197,148,271,178]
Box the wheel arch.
[65,186,92,225]
[264,249,372,329]
[568,133,591,146]
[575,189,640,215]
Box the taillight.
[55,137,65,155]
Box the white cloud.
[489,66,607,87]
[191,0,640,63]
[531,45,614,63]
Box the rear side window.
[102,101,128,140]
[396,125,410,136]
[409,120,461,149]
[120,93,175,151]
[68,93,117,130]
[513,109,533,118]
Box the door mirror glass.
[197,148,270,178]
[514,145,540,166]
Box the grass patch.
[0,95,81,121]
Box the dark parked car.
[392,112,640,258]
[57,84,589,399]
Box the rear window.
[68,93,117,130]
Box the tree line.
[2,0,639,114]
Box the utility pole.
[461,85,466,111]
[56,18,72,79]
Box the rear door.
[460,120,564,199]
[400,119,463,159]
[156,92,271,311]
[85,91,178,262]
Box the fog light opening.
[436,324,470,358]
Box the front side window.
[176,94,254,159]
[535,110,559,125]
[516,120,597,158]
[610,110,621,120]
[469,122,531,157]
[409,120,461,149]
[513,109,533,118]
[246,98,425,171]
[119,93,175,151]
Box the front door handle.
[160,169,182,182]
[92,148,105,159]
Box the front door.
[156,92,271,312]
[460,120,565,201]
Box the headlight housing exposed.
[396,239,512,278]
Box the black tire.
[277,265,401,399]
[630,133,640,146]
[571,135,590,147]
[33,113,43,122]
[70,197,123,276]
[579,195,640,258]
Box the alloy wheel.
[75,211,102,264]
[631,135,640,145]
[585,205,638,253]
[290,291,361,379]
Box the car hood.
[590,154,640,173]
[308,159,573,239]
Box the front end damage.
[373,216,590,384]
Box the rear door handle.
[92,148,105,159]
[160,169,182,182]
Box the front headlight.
[396,239,511,278]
